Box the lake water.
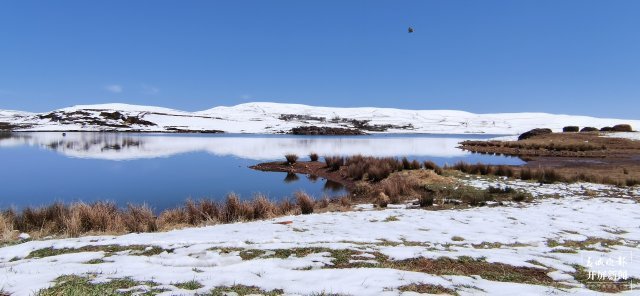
[0,132,523,211]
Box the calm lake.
[0,132,523,210]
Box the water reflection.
[323,180,346,192]
[283,172,300,183]
[0,132,524,164]
[307,174,319,182]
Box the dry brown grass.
[0,212,15,241]
[342,155,424,182]
[295,191,315,214]
[0,191,327,242]
[444,160,640,186]
[324,156,344,171]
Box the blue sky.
[0,0,638,118]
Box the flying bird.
[408,26,414,33]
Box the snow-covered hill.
[1,102,638,134]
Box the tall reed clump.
[285,154,299,165]
[1,211,15,241]
[343,155,424,182]
[324,156,345,171]
[309,153,319,162]
[123,204,157,233]
[295,191,315,214]
[423,160,443,175]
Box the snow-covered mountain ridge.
[1,102,638,134]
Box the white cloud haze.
[105,84,123,93]
[141,84,159,95]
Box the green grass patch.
[472,242,530,249]
[381,256,554,286]
[26,245,168,259]
[83,259,106,264]
[205,285,284,296]
[383,215,399,222]
[35,275,158,296]
[547,237,623,251]
[174,280,203,290]
[398,283,458,295]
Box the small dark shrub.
[309,153,319,162]
[562,126,579,132]
[580,127,598,132]
[285,154,298,165]
[410,160,421,170]
[600,126,614,132]
[612,124,633,132]
[518,128,552,140]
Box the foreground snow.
[1,102,638,134]
[1,179,638,295]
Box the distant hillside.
[0,102,637,134]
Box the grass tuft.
[295,191,315,215]
[284,153,298,165]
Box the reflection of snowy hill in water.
[1,133,480,161]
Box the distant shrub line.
[317,154,637,187]
[462,140,606,152]
[446,161,639,186]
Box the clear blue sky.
[1,0,638,118]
